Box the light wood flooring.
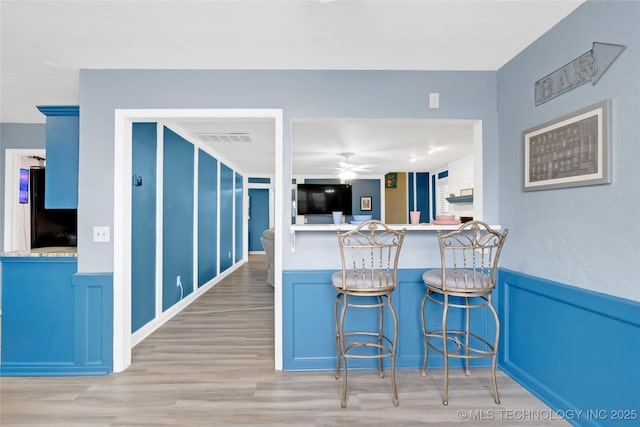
[0,255,567,426]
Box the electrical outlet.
[93,226,110,242]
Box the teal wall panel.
[131,122,157,332]
[234,172,243,263]
[162,127,194,310]
[499,270,640,427]
[219,163,233,272]
[282,268,495,371]
[72,273,113,374]
[248,188,269,252]
[198,150,218,286]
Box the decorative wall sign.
[535,42,625,106]
[385,173,397,188]
[523,100,611,192]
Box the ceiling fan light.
[338,170,357,180]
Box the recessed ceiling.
[0,0,584,175]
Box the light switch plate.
[429,92,440,108]
[93,226,110,242]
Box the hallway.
[0,255,567,426]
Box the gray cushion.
[332,269,396,291]
[262,228,274,240]
[423,268,493,290]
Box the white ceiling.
[0,0,584,176]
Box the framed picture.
[385,173,397,188]
[523,100,611,192]
[460,188,473,196]
[360,196,372,211]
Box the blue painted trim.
[437,170,448,179]
[498,269,640,427]
[36,105,79,116]
[283,268,497,371]
[72,273,113,375]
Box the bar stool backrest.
[336,220,406,292]
[436,221,508,292]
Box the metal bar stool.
[332,220,406,408]
[420,221,508,405]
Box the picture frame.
[360,196,372,211]
[460,188,473,196]
[384,173,397,188]
[523,100,611,192]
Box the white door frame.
[113,109,283,372]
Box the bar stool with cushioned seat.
[420,221,508,405]
[332,220,406,408]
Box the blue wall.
[495,1,640,423]
[131,123,157,331]
[408,172,429,223]
[234,172,243,263]
[283,268,497,371]
[219,163,234,272]
[162,127,194,310]
[498,270,640,427]
[497,1,640,302]
[197,149,218,286]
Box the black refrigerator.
[30,168,77,248]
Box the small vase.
[410,211,421,224]
[332,211,343,225]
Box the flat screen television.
[19,168,29,204]
[297,183,352,215]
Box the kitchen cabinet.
[36,105,79,209]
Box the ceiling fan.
[335,152,371,179]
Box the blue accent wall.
[219,163,234,272]
[162,127,194,310]
[282,268,497,371]
[197,149,218,286]
[351,179,381,220]
[234,172,243,263]
[408,172,429,223]
[498,270,640,427]
[248,188,270,252]
[131,122,157,332]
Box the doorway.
[248,188,270,252]
[114,109,284,373]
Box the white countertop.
[290,223,499,232]
[1,246,78,257]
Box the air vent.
[195,133,252,143]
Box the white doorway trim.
[113,109,283,372]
